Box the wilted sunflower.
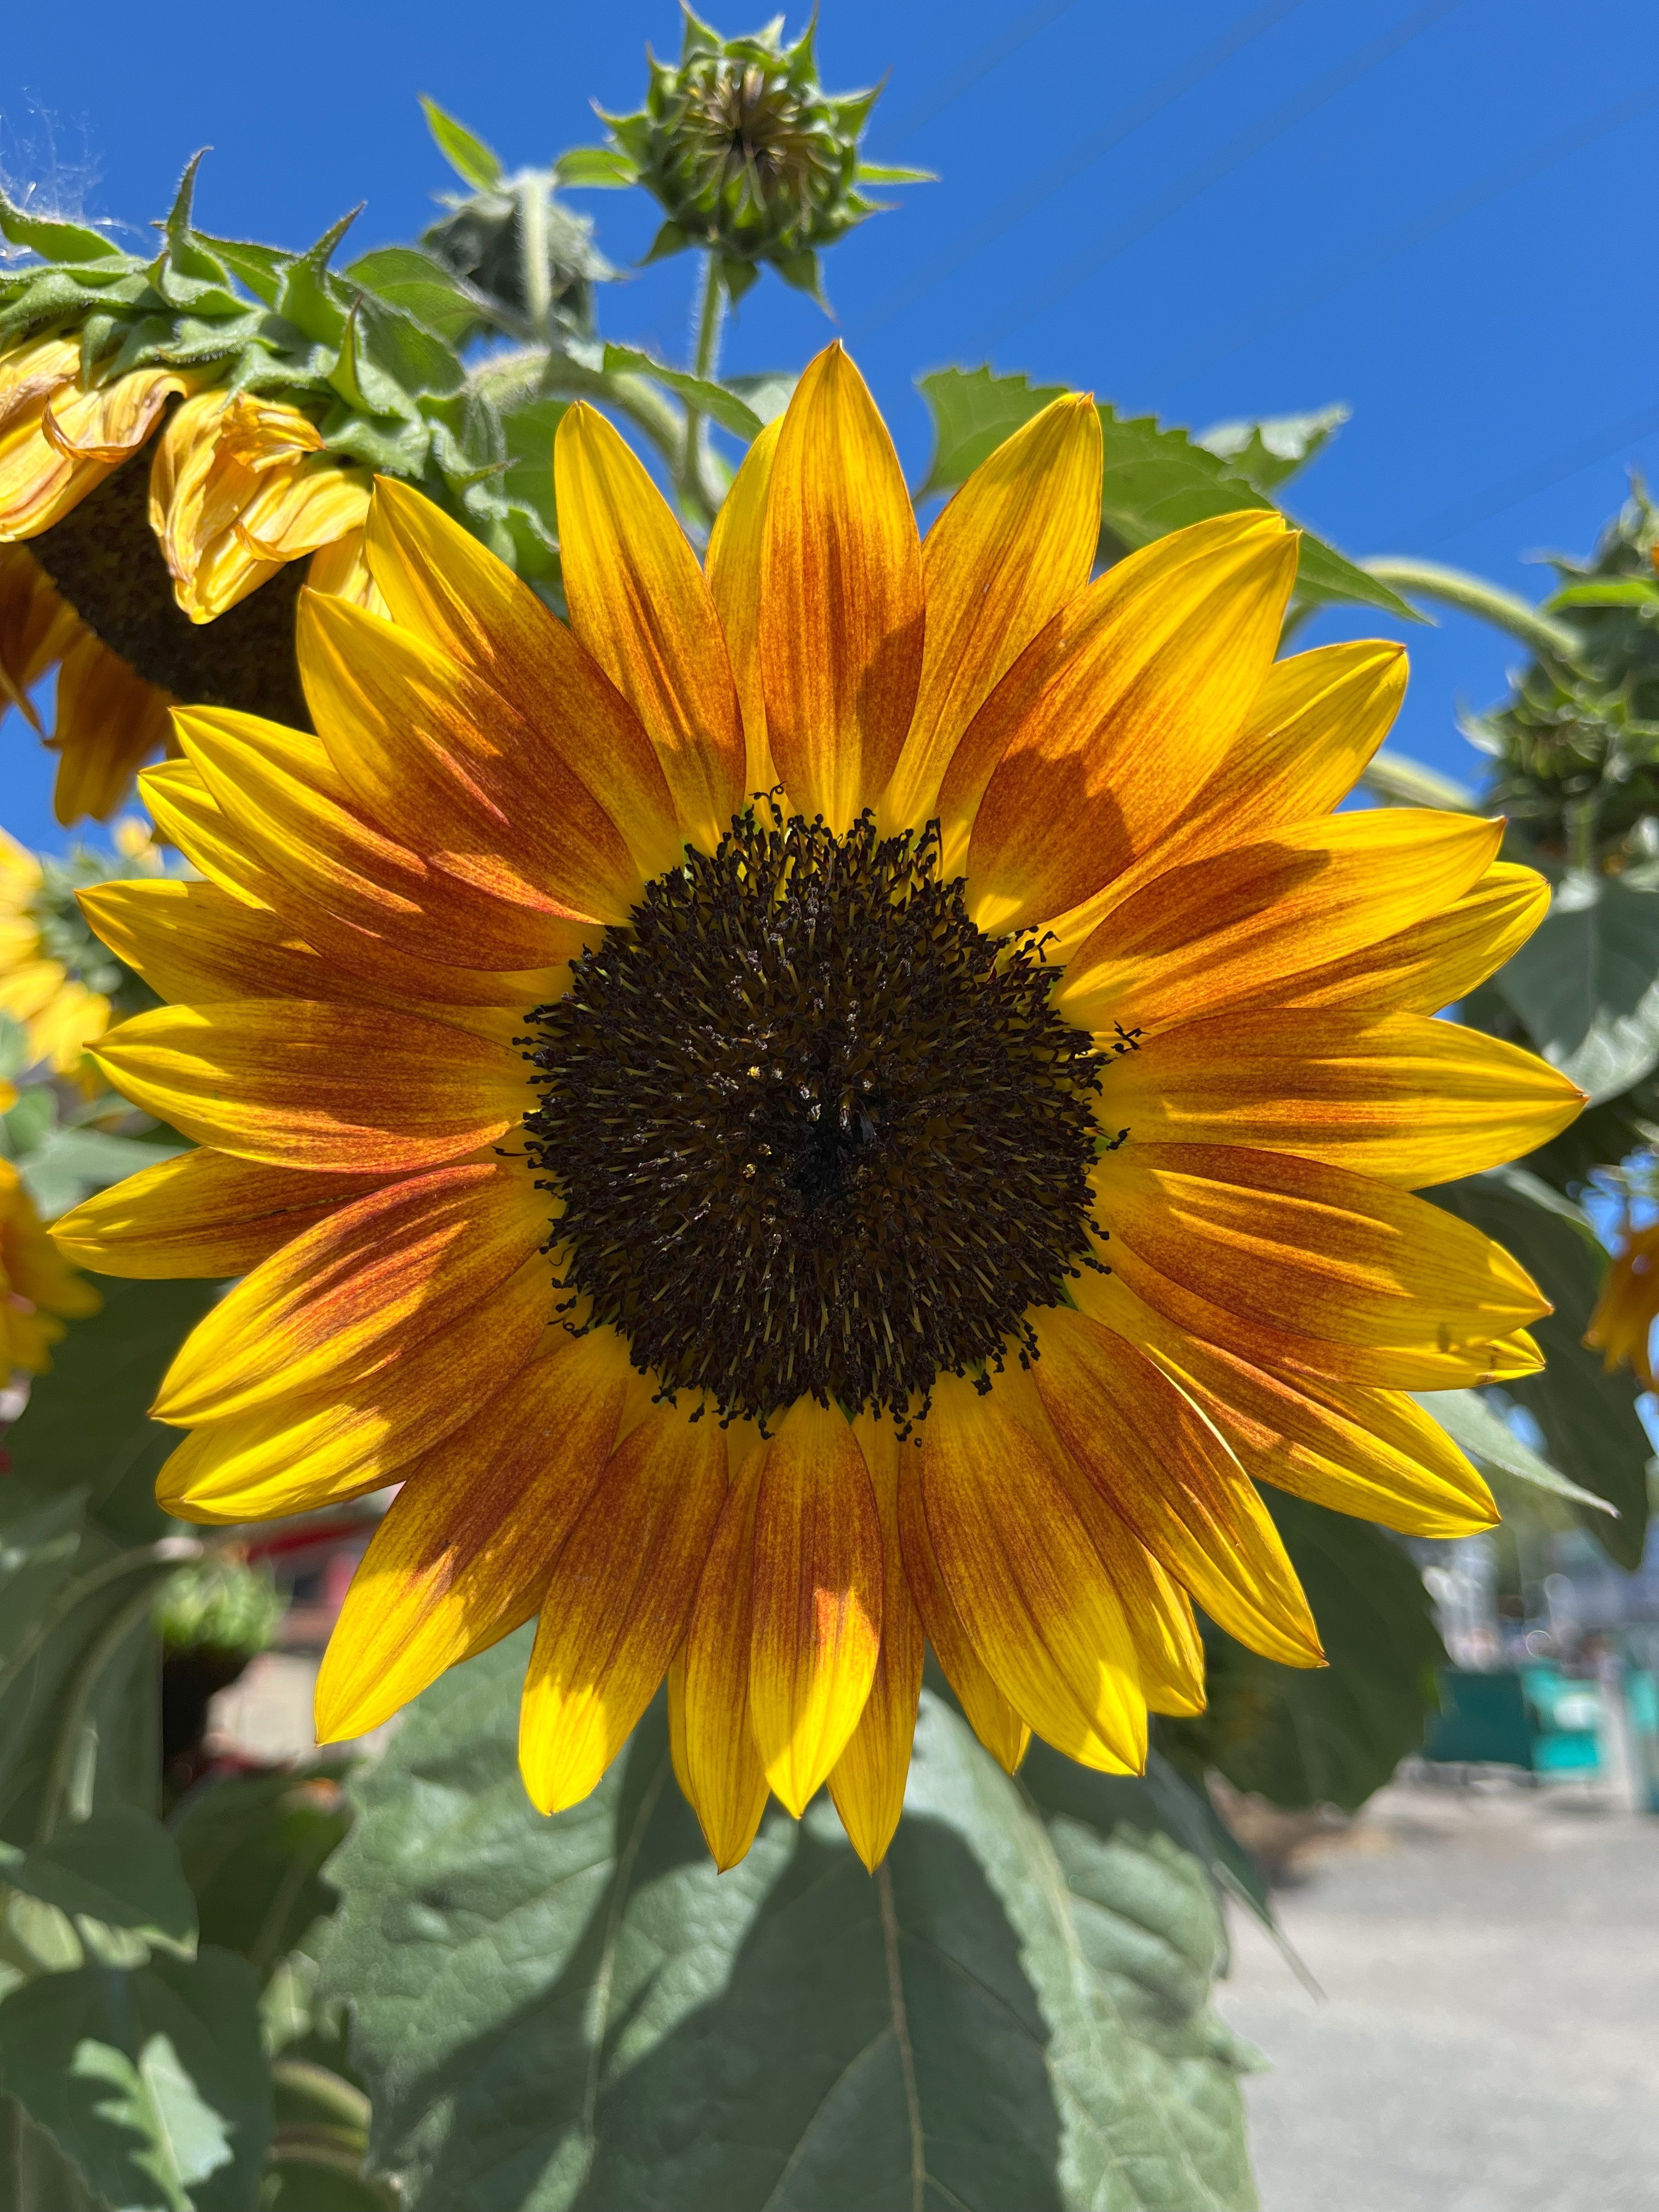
[0,332,369,822]
[1585,1213,1659,1386]
[55,342,1582,1871]
[2,1161,99,1373]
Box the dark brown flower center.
[522,806,1106,1430]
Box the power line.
[853,0,1311,340]
[878,0,1087,150]
[970,0,1469,357]
[1145,80,1659,395]
[1389,399,1659,549]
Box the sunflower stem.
[518,174,554,343]
[678,253,727,524]
[1362,556,1586,667]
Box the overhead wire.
[1144,80,1659,396]
[877,0,1088,150]
[968,0,1470,356]
[1392,400,1659,550]
[853,0,1312,340]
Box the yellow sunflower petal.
[156,1256,549,1523]
[881,393,1102,833]
[894,1446,1029,1773]
[827,1415,925,1871]
[315,1329,633,1741]
[520,1403,730,1815]
[49,632,173,827]
[1283,860,1552,1015]
[1045,637,1407,958]
[92,1000,527,1172]
[748,1394,883,1819]
[51,1148,393,1281]
[759,343,924,830]
[1102,1141,1550,1374]
[0,339,140,536]
[296,592,661,924]
[171,708,587,970]
[706,417,782,797]
[1075,1267,1499,1536]
[919,1372,1145,1773]
[1031,1307,1323,1667]
[1103,1007,1585,1186]
[554,402,746,851]
[958,512,1297,933]
[359,477,683,884]
[154,1160,546,1424]
[681,1448,772,1871]
[1058,809,1504,1035]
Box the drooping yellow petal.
[1585,1220,1659,1387]
[157,1257,549,1524]
[154,1160,546,1423]
[555,402,746,851]
[51,1148,394,1281]
[520,1403,730,1814]
[827,1415,924,1871]
[1045,637,1407,958]
[92,999,527,1173]
[1100,1141,1550,1385]
[894,1445,1029,1773]
[705,417,782,797]
[1282,861,1552,1015]
[49,631,173,826]
[1,341,184,538]
[1031,1307,1323,1667]
[1102,1007,1585,1186]
[748,1394,883,1818]
[681,1448,772,1870]
[1058,809,1504,1035]
[881,393,1101,834]
[958,512,1297,933]
[759,343,924,830]
[919,1372,1145,1773]
[314,1328,633,1740]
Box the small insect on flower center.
[522,806,1106,1429]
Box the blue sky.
[4,0,1656,850]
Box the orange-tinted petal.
[314,1328,632,1737]
[759,344,923,830]
[1283,861,1552,1015]
[920,1373,1144,1773]
[894,1445,1029,1773]
[555,403,745,851]
[882,394,1101,833]
[748,1395,883,1818]
[827,1415,924,1870]
[520,1403,730,1813]
[154,1160,546,1423]
[92,999,527,1172]
[681,1448,772,1870]
[50,1148,393,1280]
[706,418,782,797]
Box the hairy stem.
[1364,556,1585,665]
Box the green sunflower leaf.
[0,1948,270,2212]
[1493,864,1659,1103]
[1412,1387,1615,1515]
[0,1808,198,1973]
[419,98,503,193]
[345,248,484,345]
[324,1638,1257,2211]
[1193,404,1348,494]
[554,147,641,189]
[916,364,1069,499]
[172,1769,352,1988]
[0,193,126,267]
[601,344,764,440]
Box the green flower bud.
[584,7,927,303]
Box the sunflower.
[0,334,368,823]
[1585,1213,1659,1387]
[54,342,1582,1871]
[2,1160,100,1373]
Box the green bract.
[577,6,927,303]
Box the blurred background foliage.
[3,10,1658,2209]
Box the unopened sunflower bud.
[582,8,926,304]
